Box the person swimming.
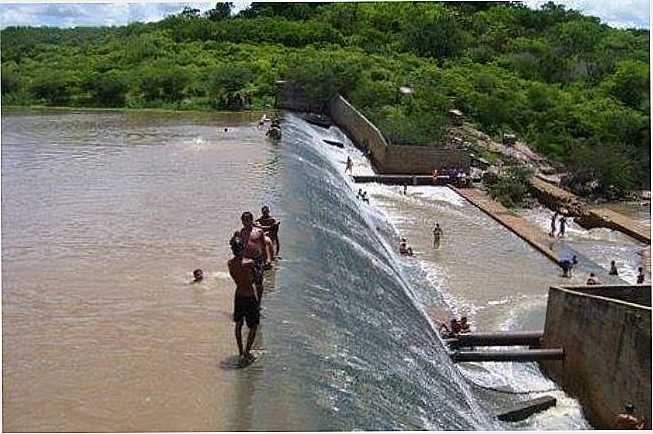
[191,269,203,284]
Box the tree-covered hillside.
[1,2,649,194]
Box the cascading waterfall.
[250,113,498,430]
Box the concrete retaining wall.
[383,145,470,174]
[328,95,469,174]
[328,95,388,169]
[540,285,652,429]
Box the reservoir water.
[3,109,647,431]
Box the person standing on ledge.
[614,404,645,429]
[433,223,443,249]
[227,237,259,365]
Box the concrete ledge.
[497,396,557,422]
[449,185,560,266]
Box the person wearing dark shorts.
[233,294,260,328]
[228,237,260,364]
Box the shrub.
[487,165,534,208]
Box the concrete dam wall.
[540,285,651,429]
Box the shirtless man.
[227,237,259,365]
[235,211,273,301]
[614,404,646,429]
[256,205,281,256]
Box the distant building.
[503,133,517,146]
[448,109,464,126]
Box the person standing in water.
[256,205,281,256]
[609,260,619,276]
[550,211,559,237]
[637,267,646,284]
[234,211,272,302]
[345,156,353,174]
[227,237,259,365]
[433,223,443,249]
[559,216,567,238]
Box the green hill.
[1,2,649,194]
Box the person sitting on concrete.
[586,273,600,285]
[459,316,471,334]
[449,319,462,335]
[399,238,414,257]
[560,255,578,278]
[609,260,619,276]
[357,188,363,200]
[361,191,369,204]
[637,267,646,284]
[614,404,645,429]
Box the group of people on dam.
[191,206,281,366]
[399,223,443,257]
[260,113,282,140]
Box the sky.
[0,0,649,30]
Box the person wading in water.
[433,223,443,249]
[234,211,272,302]
[228,237,259,366]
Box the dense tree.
[205,3,233,21]
[0,1,648,194]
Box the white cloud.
[0,1,252,29]
[0,0,648,30]
[523,0,650,28]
